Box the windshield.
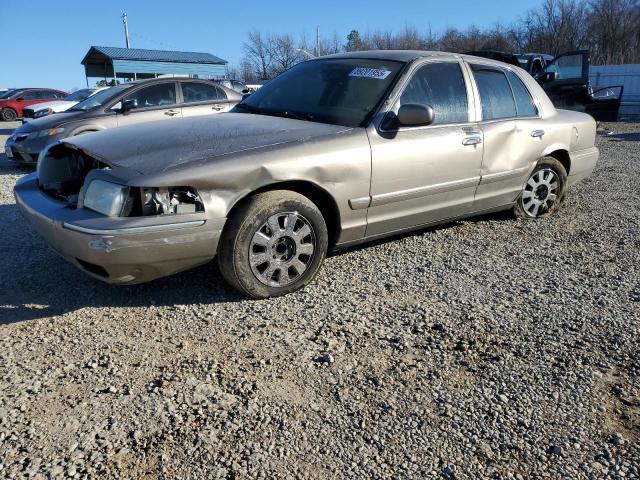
[69,84,130,111]
[237,58,404,127]
[64,89,95,102]
[0,89,22,99]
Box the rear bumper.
[568,146,599,186]
[14,174,224,284]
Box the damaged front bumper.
[14,173,225,284]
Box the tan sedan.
[14,51,598,298]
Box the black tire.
[218,190,328,299]
[514,157,568,219]
[1,108,17,122]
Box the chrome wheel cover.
[521,168,559,217]
[249,212,315,287]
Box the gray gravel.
[0,121,638,479]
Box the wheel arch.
[543,148,571,174]
[227,180,341,247]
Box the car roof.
[321,50,458,62]
[115,77,242,99]
[317,50,522,69]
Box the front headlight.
[34,108,53,118]
[83,180,132,217]
[37,127,65,137]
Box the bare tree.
[271,34,303,75]
[241,0,640,81]
[243,30,274,80]
[588,0,640,64]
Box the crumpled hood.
[63,113,352,175]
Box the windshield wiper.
[270,110,316,122]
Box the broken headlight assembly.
[81,180,204,217]
[140,187,204,215]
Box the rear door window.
[472,68,517,120]
[400,62,469,125]
[506,71,538,117]
[123,83,177,108]
[181,82,225,103]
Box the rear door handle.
[531,129,545,138]
[462,136,482,146]
[164,109,179,117]
[212,104,224,111]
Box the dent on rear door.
[474,119,545,209]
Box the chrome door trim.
[479,166,530,184]
[369,176,480,207]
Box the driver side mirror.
[398,104,435,126]
[16,97,24,102]
[383,103,435,130]
[121,99,138,114]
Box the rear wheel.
[218,190,328,298]
[1,108,17,122]
[514,157,567,218]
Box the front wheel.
[1,108,17,122]
[218,190,328,298]
[514,157,568,219]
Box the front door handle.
[462,136,482,146]
[164,109,179,117]
[212,104,224,111]
[531,129,545,138]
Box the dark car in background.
[0,88,68,121]
[466,50,623,121]
[5,78,241,164]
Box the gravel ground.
[0,121,638,479]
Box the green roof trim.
[82,46,227,65]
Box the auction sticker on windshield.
[349,67,392,80]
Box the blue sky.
[1,0,542,91]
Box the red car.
[0,88,68,121]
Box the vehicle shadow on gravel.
[331,209,514,256]
[1,200,515,324]
[0,204,243,325]
[0,261,244,325]
[607,132,640,142]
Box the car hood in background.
[12,110,89,133]
[63,113,353,175]
[24,100,78,113]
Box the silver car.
[14,51,598,298]
[5,78,241,164]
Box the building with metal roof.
[81,46,227,85]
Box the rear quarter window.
[506,71,538,117]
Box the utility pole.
[122,12,131,48]
[315,26,320,57]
